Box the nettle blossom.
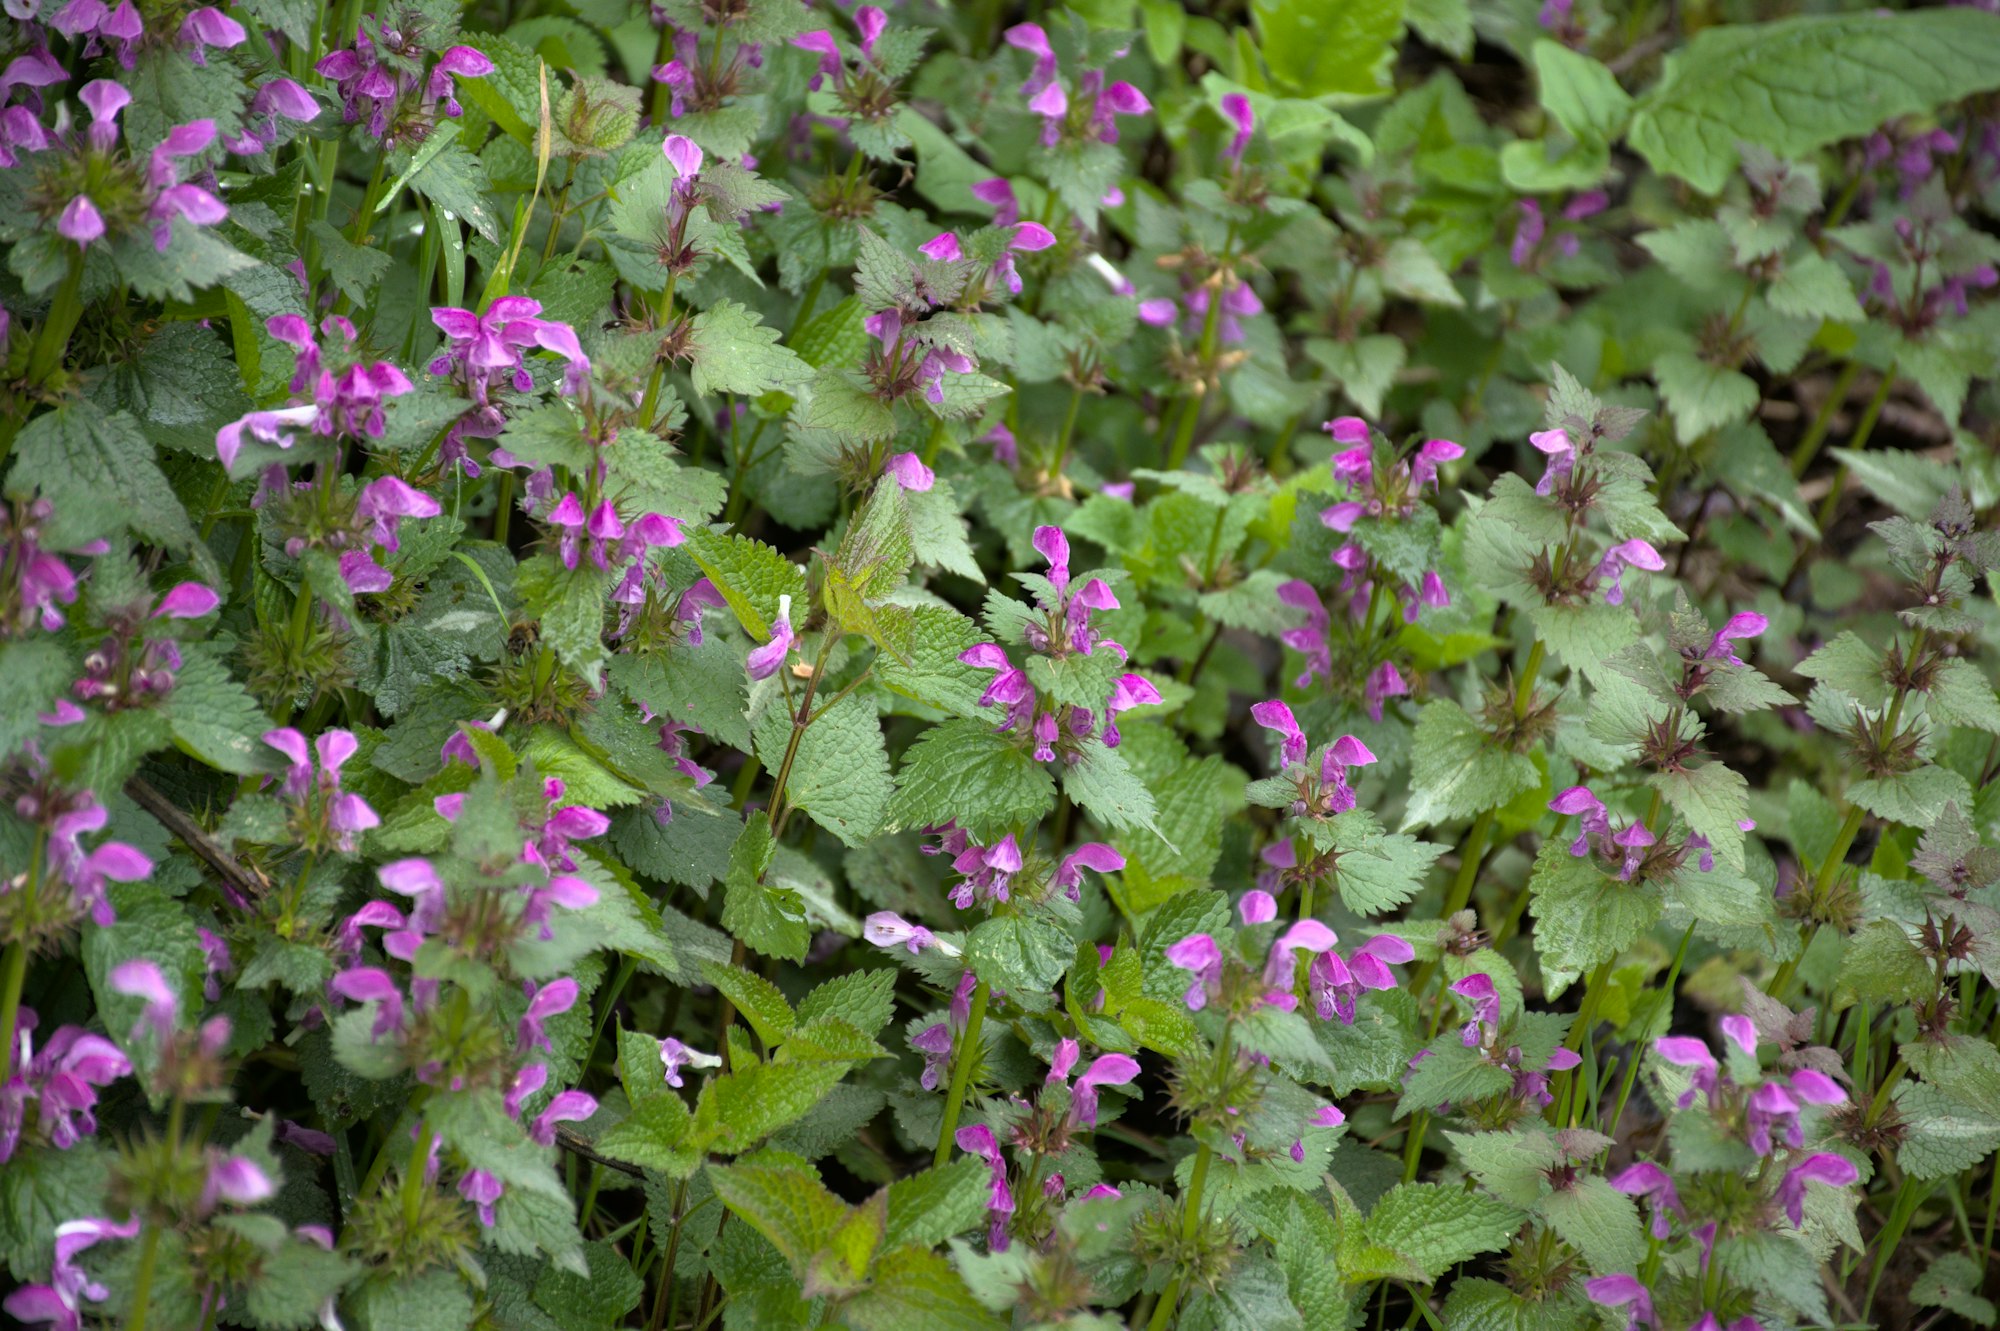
[263,728,379,853]
[25,792,153,927]
[1449,973,1502,1049]
[1220,91,1255,164]
[1308,934,1415,1024]
[1276,580,1332,687]
[70,580,218,709]
[1051,843,1123,902]
[47,0,144,66]
[650,24,763,118]
[316,18,493,146]
[1509,192,1606,268]
[1045,1038,1139,1128]
[176,6,245,65]
[1,1214,141,1330]
[1164,891,1278,1011]
[746,594,795,681]
[429,296,591,408]
[331,966,406,1039]
[1259,919,1338,1010]
[1251,701,1378,817]
[1652,1032,1847,1157]
[862,305,978,406]
[0,1010,131,1163]
[541,492,683,583]
[216,315,415,466]
[955,1122,1016,1249]
[884,451,934,492]
[459,1168,503,1227]
[864,911,959,957]
[0,499,106,637]
[1138,280,1263,346]
[1776,1152,1860,1227]
[1003,22,1151,147]
[1592,539,1666,606]
[223,77,320,155]
[1609,1161,1684,1239]
[918,221,1057,299]
[660,1036,722,1089]
[31,81,226,251]
[945,833,1023,909]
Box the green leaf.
[1533,39,1633,144]
[966,913,1074,994]
[720,812,809,962]
[1527,841,1662,977]
[1650,761,1749,871]
[1627,9,2000,194]
[875,604,993,718]
[1356,1182,1521,1283]
[6,402,202,565]
[884,1159,991,1249]
[842,1243,1005,1331]
[1252,0,1406,98]
[753,691,892,848]
[1305,335,1406,419]
[531,1240,643,1329]
[0,640,77,764]
[1402,700,1539,831]
[890,718,1056,842]
[1060,740,1160,836]
[796,968,897,1040]
[687,300,813,398]
[700,960,797,1047]
[683,528,807,641]
[1654,350,1758,444]
[1538,1176,1644,1273]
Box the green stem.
[0,938,29,1088]
[1790,360,1860,478]
[1441,808,1494,922]
[26,252,87,387]
[127,1223,165,1331]
[402,1119,435,1228]
[1049,383,1083,479]
[1812,365,1896,533]
[346,153,389,249]
[638,274,679,428]
[1863,1176,1933,1320]
[1602,923,1694,1152]
[932,979,990,1167]
[1512,639,1547,717]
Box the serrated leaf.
[1628,9,2000,193]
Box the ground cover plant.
[4,0,2000,1326]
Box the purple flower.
[2,1214,141,1330]
[1239,890,1278,925]
[1449,973,1501,1048]
[971,177,1021,226]
[1308,934,1414,1024]
[1220,92,1254,163]
[318,26,492,144]
[1262,919,1338,1004]
[218,316,414,463]
[1364,661,1409,721]
[430,296,590,404]
[1051,844,1123,901]
[517,978,579,1053]
[911,1022,954,1090]
[1653,1035,1720,1107]
[1776,1152,1859,1227]
[1593,539,1666,606]
[224,77,320,154]
[43,798,151,927]
[0,1013,130,1162]
[1164,933,1223,1011]
[1251,699,1308,769]
[1583,1273,1653,1331]
[355,476,442,551]
[1276,580,1332,687]
[1058,1050,1140,1129]
[50,0,145,66]
[864,911,949,956]
[1102,673,1158,747]
[263,727,378,853]
[177,7,245,65]
[919,232,962,262]
[1609,1161,1684,1239]
[659,1036,720,1089]
[201,1152,276,1210]
[954,1122,1015,1249]
[331,967,405,1039]
[1529,428,1574,496]
[960,643,1035,732]
[746,594,795,681]
[459,1168,504,1227]
[529,1090,597,1146]
[1704,611,1768,665]
[885,452,934,491]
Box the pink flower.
[1583,1273,1653,1331]
[660,1037,720,1088]
[1776,1152,1859,1227]
[529,1090,597,1146]
[1220,92,1254,162]
[864,911,947,956]
[746,595,795,681]
[1051,844,1123,901]
[1250,699,1307,769]
[1164,934,1223,1011]
[885,452,934,491]
[1594,539,1666,606]
[1309,934,1414,1024]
